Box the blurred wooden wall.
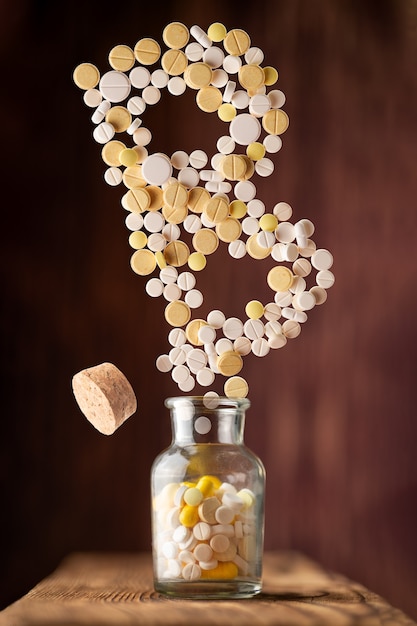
[1,0,417,619]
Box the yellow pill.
[238,64,265,92]
[204,197,229,223]
[221,154,247,181]
[241,155,255,180]
[245,300,264,319]
[73,63,100,90]
[119,148,138,167]
[188,252,207,271]
[196,476,215,497]
[128,231,147,249]
[217,351,243,377]
[246,142,266,161]
[163,21,190,49]
[184,487,204,506]
[262,109,290,135]
[124,187,151,213]
[196,86,223,113]
[181,481,197,488]
[165,300,191,327]
[163,181,189,209]
[123,166,146,189]
[202,475,222,490]
[184,62,212,89]
[179,505,200,528]
[185,319,207,345]
[192,228,219,255]
[236,488,255,508]
[130,249,156,275]
[224,376,249,399]
[155,250,167,269]
[229,200,247,219]
[134,38,161,65]
[164,241,190,267]
[108,44,135,72]
[207,22,227,42]
[188,187,211,213]
[162,204,188,224]
[263,66,279,86]
[267,266,294,291]
[105,106,132,133]
[146,185,164,210]
[216,217,242,243]
[259,214,278,231]
[246,234,271,259]
[162,49,188,76]
[201,561,238,580]
[223,29,251,55]
[218,103,236,122]
[101,140,126,166]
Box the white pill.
[211,152,225,170]
[310,286,328,305]
[160,266,178,284]
[177,271,196,291]
[263,134,282,153]
[142,154,173,186]
[290,276,307,294]
[249,94,271,117]
[268,89,286,108]
[166,507,181,528]
[151,69,169,88]
[217,135,235,154]
[185,289,204,309]
[268,332,287,349]
[190,24,212,48]
[185,41,204,61]
[255,157,274,177]
[168,76,187,95]
[274,290,292,307]
[231,90,250,110]
[193,522,211,541]
[203,46,224,68]
[234,180,257,202]
[207,310,226,328]
[222,80,236,102]
[299,238,317,257]
[179,167,200,188]
[162,223,181,241]
[281,243,299,262]
[293,258,312,277]
[83,88,102,107]
[179,549,196,564]
[252,337,270,357]
[228,239,246,259]
[147,233,166,251]
[156,354,172,372]
[178,376,196,392]
[168,328,187,347]
[129,66,150,88]
[171,365,190,384]
[210,534,230,553]
[205,181,232,194]
[297,218,315,237]
[127,95,146,115]
[312,248,333,270]
[200,212,216,228]
[244,319,265,340]
[133,127,152,146]
[223,55,242,74]
[146,277,164,297]
[93,122,115,144]
[264,303,281,321]
[229,113,261,146]
[196,367,215,387]
[283,307,308,323]
[247,199,265,218]
[215,338,234,354]
[257,231,275,249]
[276,221,295,243]
[234,521,244,540]
[182,562,201,580]
[126,118,142,135]
[198,325,216,343]
[316,270,335,289]
[242,217,259,235]
[273,202,292,221]
[233,336,252,356]
[167,559,182,577]
[125,212,144,231]
[200,169,223,181]
[170,150,188,169]
[195,415,212,434]
[144,211,165,233]
[265,320,283,338]
[143,85,161,105]
[211,68,229,88]
[162,541,179,559]
[282,319,301,338]
[173,525,192,544]
[215,506,235,525]
[203,391,220,409]
[169,347,187,366]
[99,70,131,103]
[222,492,244,511]
[292,291,316,311]
[223,317,244,340]
[163,283,182,302]
[188,150,207,169]
[211,524,235,537]
[183,214,202,233]
[245,46,264,65]
[104,166,122,186]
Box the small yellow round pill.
[119,148,138,167]
[130,249,156,276]
[218,103,236,122]
[128,231,147,249]
[245,300,264,319]
[246,142,266,161]
[224,376,249,399]
[134,38,161,65]
[267,266,294,291]
[263,66,279,86]
[183,487,204,506]
[259,213,278,231]
[73,63,100,90]
[229,200,247,219]
[108,44,135,72]
[179,505,200,528]
[207,22,227,42]
[188,252,207,271]
[165,301,191,327]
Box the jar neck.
[165,396,250,445]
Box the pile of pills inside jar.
[153,474,257,581]
[73,21,335,400]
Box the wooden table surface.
[1,551,415,625]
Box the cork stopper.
[72,362,137,435]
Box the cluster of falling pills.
[153,474,257,581]
[73,21,335,400]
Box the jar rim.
[165,395,251,411]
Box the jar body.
[151,396,265,598]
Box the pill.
[163,181,189,208]
[310,285,328,305]
[184,61,212,89]
[198,496,221,524]
[186,319,207,345]
[99,70,131,103]
[262,108,289,135]
[164,300,191,327]
[108,44,135,72]
[172,364,191,385]
[104,166,122,186]
[198,325,216,344]
[177,271,196,291]
[268,332,287,349]
[217,102,237,122]
[125,212,144,231]
[211,68,229,88]
[246,234,271,259]
[129,231,147,249]
[257,231,276,249]
[245,300,264,320]
[276,221,295,243]
[196,367,215,387]
[251,337,270,357]
[179,549,196,564]
[293,258,312,277]
[273,201,293,221]
[311,248,334,270]
[171,150,189,170]
[163,283,182,302]
[249,94,271,117]
[179,505,200,528]
[210,534,230,553]
[130,249,156,275]
[73,62,100,90]
[93,122,115,144]
[217,351,243,376]
[193,521,211,540]
[228,239,246,258]
[72,362,137,435]
[190,24,212,49]
[186,348,207,371]
[142,154,173,186]
[316,269,335,288]
[162,223,181,242]
[255,157,274,177]
[123,167,145,192]
[166,76,186,95]
[215,506,235,524]
[224,376,249,398]
[263,302,281,321]
[263,134,283,153]
[234,180,257,202]
[185,41,204,61]
[244,318,264,340]
[178,166,201,187]
[143,85,161,105]
[160,266,178,284]
[203,45,225,68]
[268,88,286,108]
[282,319,301,338]
[223,28,251,56]
[231,89,250,110]
[238,63,265,92]
[195,415,212,434]
[233,337,252,356]
[164,241,190,267]
[289,276,306,294]
[207,22,227,42]
[229,113,261,146]
[267,266,294,291]
[192,228,219,255]
[156,354,172,373]
[83,88,102,108]
[124,188,151,213]
[222,317,244,340]
[163,21,190,49]
[182,562,201,580]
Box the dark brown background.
[1,0,417,619]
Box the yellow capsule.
[179,504,199,528]
[181,481,197,488]
[203,475,222,489]
[196,476,215,497]
[201,561,238,579]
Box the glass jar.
[151,396,265,598]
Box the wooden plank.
[1,551,415,625]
